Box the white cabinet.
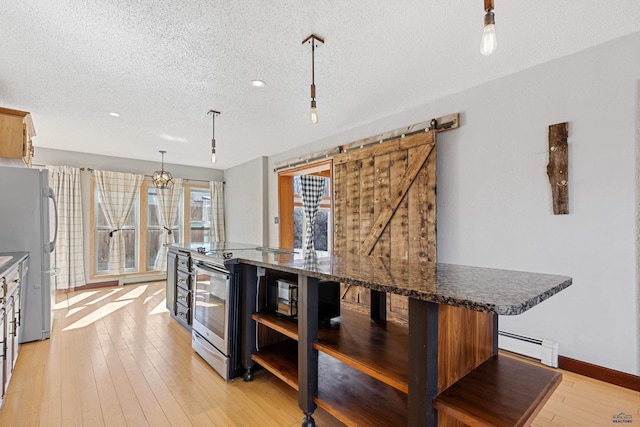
[0,262,21,404]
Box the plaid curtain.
[210,181,226,242]
[154,178,182,271]
[300,175,326,250]
[47,166,86,290]
[95,170,143,274]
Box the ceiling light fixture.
[108,112,120,117]
[251,80,265,87]
[302,34,324,124]
[208,109,220,163]
[152,150,174,189]
[481,0,497,56]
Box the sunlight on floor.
[150,299,168,315]
[63,300,133,331]
[85,288,122,305]
[116,285,148,301]
[66,306,85,317]
[54,291,98,310]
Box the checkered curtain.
[210,181,226,242]
[95,170,143,274]
[154,178,183,271]
[47,166,86,290]
[300,175,326,250]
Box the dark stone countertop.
[170,244,572,316]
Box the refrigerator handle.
[47,187,58,253]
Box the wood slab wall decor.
[547,122,569,215]
[333,130,437,319]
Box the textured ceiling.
[2,1,640,170]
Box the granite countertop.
[170,243,572,316]
[0,252,28,277]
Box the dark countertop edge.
[0,252,28,277]
[232,257,573,316]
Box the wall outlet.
[274,216,279,224]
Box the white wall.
[266,32,640,375]
[33,148,224,284]
[224,156,268,245]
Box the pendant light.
[152,150,174,189]
[208,109,220,163]
[302,34,324,124]
[481,0,497,56]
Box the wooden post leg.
[241,264,259,381]
[370,289,387,323]
[408,299,439,427]
[298,275,319,426]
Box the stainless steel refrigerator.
[0,166,57,343]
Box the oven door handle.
[193,333,227,360]
[195,263,229,277]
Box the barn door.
[333,130,437,320]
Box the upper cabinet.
[0,107,36,167]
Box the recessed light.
[160,134,189,143]
[109,112,120,117]
[251,80,265,87]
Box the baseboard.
[558,356,640,392]
[75,280,119,290]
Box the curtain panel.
[210,181,226,242]
[154,178,182,271]
[300,175,326,250]
[94,170,143,274]
[47,165,86,290]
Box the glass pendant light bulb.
[211,151,216,163]
[480,24,497,56]
[480,9,497,56]
[211,138,216,163]
[311,106,318,124]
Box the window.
[278,160,332,254]
[91,179,211,278]
[146,186,182,271]
[94,190,139,274]
[292,176,331,252]
[188,187,211,243]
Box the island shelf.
[252,340,408,427]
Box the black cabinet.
[166,249,192,330]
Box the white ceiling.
[2,1,640,170]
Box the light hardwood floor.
[0,282,637,427]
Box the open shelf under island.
[167,244,572,427]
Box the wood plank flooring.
[0,282,638,427]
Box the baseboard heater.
[498,330,559,368]
[118,273,166,286]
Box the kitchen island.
[226,250,571,427]
[168,244,571,426]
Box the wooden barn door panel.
[333,130,437,320]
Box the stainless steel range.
[191,252,243,381]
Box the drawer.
[175,301,191,324]
[177,254,191,272]
[176,286,191,308]
[177,270,191,291]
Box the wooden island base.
[250,307,561,427]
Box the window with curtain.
[91,179,222,278]
[94,189,139,274]
[147,185,182,271]
[293,175,331,252]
